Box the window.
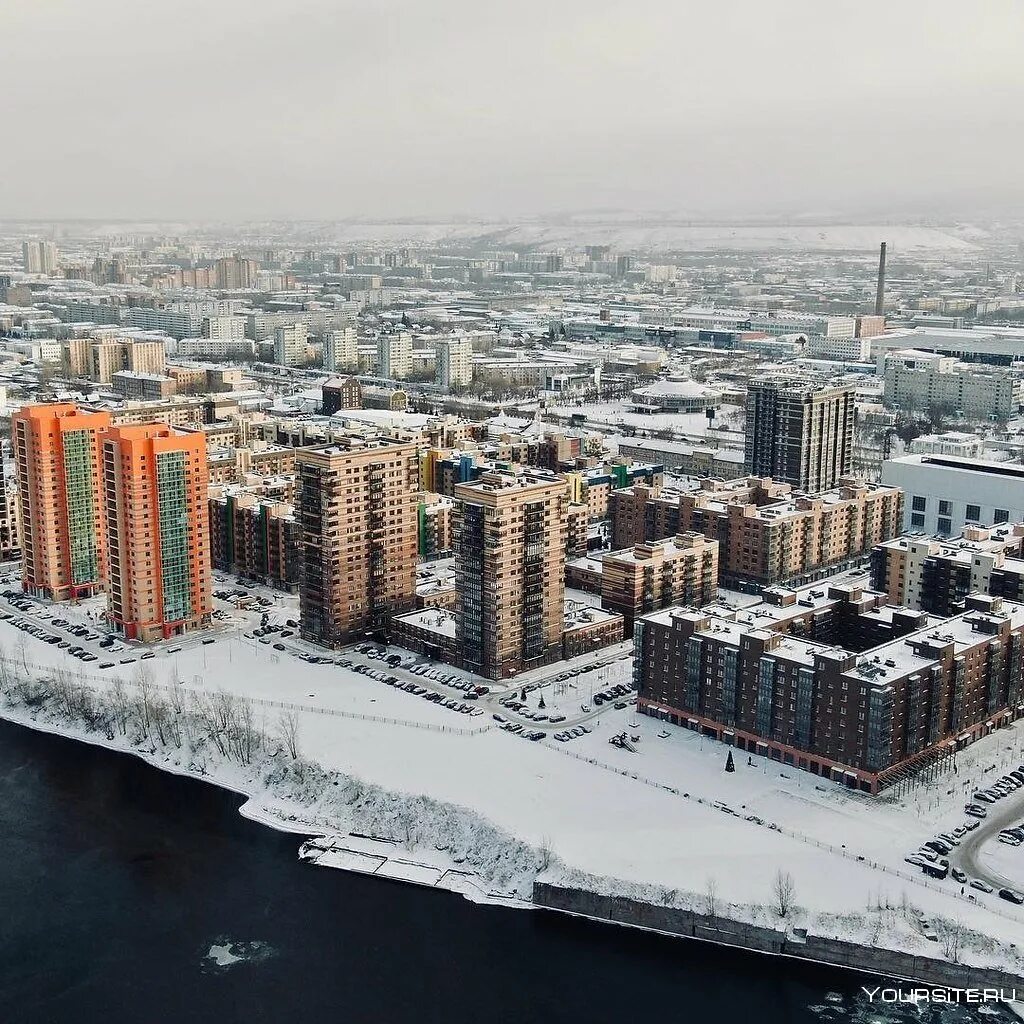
[937,517,952,536]
[911,496,927,512]
[938,500,951,517]
[995,509,1009,524]
[966,504,981,522]
[911,513,925,529]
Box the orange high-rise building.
[101,424,212,641]
[13,403,112,601]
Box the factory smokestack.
[874,241,887,316]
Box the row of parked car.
[495,719,545,741]
[553,725,592,743]
[212,586,274,609]
[971,765,1024,808]
[356,664,486,717]
[593,683,634,709]
[403,660,491,698]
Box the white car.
[970,878,994,894]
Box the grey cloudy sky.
[3,0,1022,220]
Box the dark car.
[998,888,1024,904]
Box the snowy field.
[1,572,1023,979]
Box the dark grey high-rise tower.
[744,377,856,493]
[874,241,887,316]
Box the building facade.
[13,403,112,601]
[209,491,300,592]
[321,377,363,414]
[636,589,1024,793]
[324,327,358,372]
[744,377,855,493]
[601,533,718,635]
[296,440,419,646]
[454,469,567,679]
[101,424,212,641]
[882,349,1021,421]
[435,335,473,388]
[881,454,1024,537]
[273,323,308,367]
[376,331,412,380]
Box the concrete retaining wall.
[533,882,1024,991]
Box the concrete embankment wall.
[533,883,1024,991]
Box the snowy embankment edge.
[1,681,1020,989]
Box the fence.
[547,740,1024,928]
[9,658,492,737]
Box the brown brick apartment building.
[601,533,718,635]
[636,587,1024,793]
[612,476,903,590]
[454,469,567,679]
[296,439,419,647]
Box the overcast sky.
[2,0,1022,221]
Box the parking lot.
[904,760,1024,907]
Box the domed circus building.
[629,376,722,414]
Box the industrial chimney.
[874,241,887,316]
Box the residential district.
[3,223,1024,980]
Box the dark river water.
[0,718,1014,1024]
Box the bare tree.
[276,709,300,760]
[15,632,28,677]
[109,676,131,735]
[942,918,963,962]
[703,877,719,917]
[772,869,796,918]
[537,835,552,873]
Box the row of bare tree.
[0,645,301,769]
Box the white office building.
[882,349,1021,420]
[324,327,358,372]
[435,334,473,387]
[376,331,412,379]
[202,315,246,340]
[273,323,308,367]
[881,453,1024,536]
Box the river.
[0,719,1013,1024]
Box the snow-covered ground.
[0,575,1022,980]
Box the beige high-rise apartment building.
[214,255,259,290]
[435,334,473,388]
[273,323,308,367]
[296,439,419,646]
[22,240,59,275]
[454,469,567,679]
[63,337,167,383]
[324,326,358,372]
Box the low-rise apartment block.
[601,533,718,635]
[636,585,1024,793]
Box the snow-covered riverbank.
[1,649,1022,986]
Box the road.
[950,785,1024,891]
